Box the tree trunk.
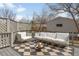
[70,12,79,32]
[70,12,79,48]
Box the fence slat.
[0,33,11,48]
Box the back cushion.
[46,32,56,38]
[56,33,69,40]
[18,32,26,38]
[35,32,39,36]
[40,32,46,37]
[35,32,57,39]
[50,33,56,38]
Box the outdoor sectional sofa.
[16,32,32,43]
[15,32,69,47]
[34,32,69,47]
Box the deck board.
[0,47,20,56]
[74,47,79,56]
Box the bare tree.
[39,9,48,31]
[47,3,79,32]
[32,9,49,32]
[32,10,46,32]
[0,4,16,20]
[32,8,55,32]
[19,17,31,23]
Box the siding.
[47,17,78,33]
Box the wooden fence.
[0,33,11,48]
[0,17,32,48]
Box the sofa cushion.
[17,32,32,40]
[56,33,69,40]
[34,32,69,46]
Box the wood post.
[11,32,14,47]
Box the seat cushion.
[17,32,32,40]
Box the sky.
[0,3,68,21]
[0,3,47,21]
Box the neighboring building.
[47,17,79,33]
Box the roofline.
[47,16,75,23]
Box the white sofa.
[16,32,32,42]
[34,32,69,47]
[53,33,69,46]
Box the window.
[56,24,63,27]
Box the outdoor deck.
[13,40,73,56]
[0,45,79,56]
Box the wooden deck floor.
[0,47,20,56]
[0,46,79,56]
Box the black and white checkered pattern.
[13,41,73,56]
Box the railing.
[0,33,11,48]
[0,31,32,48]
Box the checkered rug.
[13,41,73,56]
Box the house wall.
[47,18,78,33]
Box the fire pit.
[35,42,44,51]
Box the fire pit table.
[35,42,44,51]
